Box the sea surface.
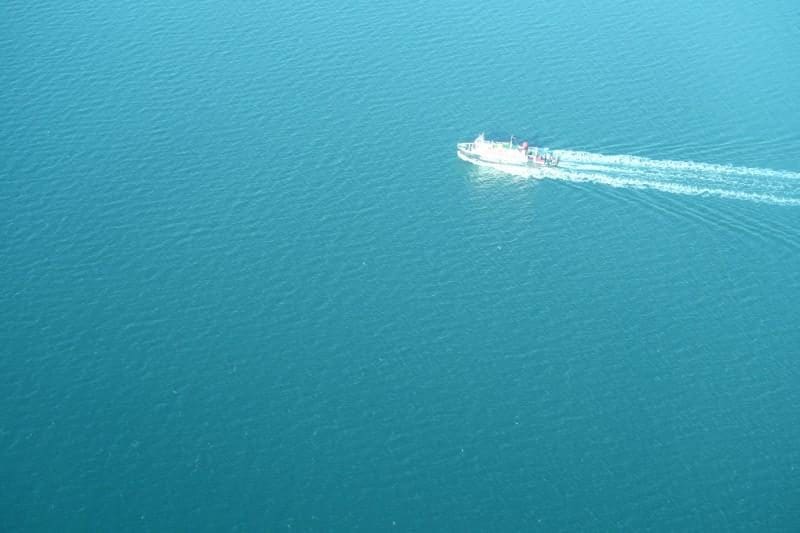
[2,1,800,531]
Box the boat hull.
[456,136,559,173]
[457,146,557,175]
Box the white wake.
[505,150,800,206]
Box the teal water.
[3,1,800,530]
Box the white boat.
[457,133,559,172]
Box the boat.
[457,133,559,171]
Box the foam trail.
[515,150,800,206]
